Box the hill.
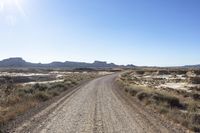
[0,57,135,69]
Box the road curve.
[13,74,185,133]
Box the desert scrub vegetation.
[189,76,200,84]
[117,71,200,132]
[0,72,98,129]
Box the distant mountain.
[0,58,29,67]
[184,64,200,68]
[0,57,135,69]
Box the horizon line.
[0,57,199,67]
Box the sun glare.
[0,0,26,16]
[0,0,15,7]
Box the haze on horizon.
[0,0,200,66]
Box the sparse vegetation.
[0,71,99,129]
[117,69,200,132]
[189,76,200,84]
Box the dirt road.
[12,74,185,133]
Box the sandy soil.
[22,79,64,85]
[159,83,193,92]
[0,72,49,77]
[11,74,186,133]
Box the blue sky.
[0,0,200,66]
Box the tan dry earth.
[12,74,186,133]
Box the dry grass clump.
[0,96,38,126]
[123,84,183,109]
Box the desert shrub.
[151,93,182,108]
[191,93,200,100]
[124,87,129,93]
[172,70,187,75]
[191,125,200,132]
[194,70,200,75]
[187,102,198,112]
[157,70,170,75]
[0,99,37,128]
[33,83,48,91]
[2,77,15,96]
[136,91,151,101]
[64,81,73,87]
[51,83,65,89]
[129,88,141,96]
[190,113,200,125]
[168,109,185,123]
[70,80,78,85]
[5,95,21,105]
[189,77,200,84]
[0,77,6,84]
[64,78,77,85]
[187,113,200,132]
[191,86,200,91]
[53,87,65,93]
[34,92,51,101]
[122,73,128,77]
[135,70,145,75]
[159,107,168,114]
[49,90,60,97]
[127,76,133,81]
[17,86,34,95]
[17,90,26,97]
[49,83,67,92]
